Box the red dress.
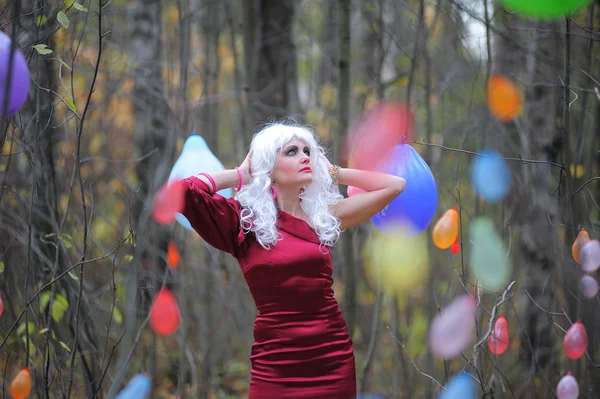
[182,176,357,399]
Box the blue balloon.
[438,372,477,399]
[356,394,387,399]
[168,132,232,231]
[371,144,438,234]
[470,149,511,203]
[115,374,152,399]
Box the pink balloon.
[347,186,366,197]
[579,275,598,298]
[580,240,600,273]
[557,372,579,399]
[563,320,588,360]
[488,314,509,355]
[0,292,3,317]
[428,294,476,359]
[152,180,186,225]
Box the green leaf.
[57,11,69,29]
[40,291,51,312]
[65,98,77,113]
[112,307,123,325]
[73,2,88,12]
[65,0,75,7]
[39,328,50,334]
[0,260,4,274]
[124,254,133,263]
[51,294,69,323]
[36,15,48,26]
[33,44,53,55]
[17,322,35,336]
[68,271,79,280]
[59,341,71,352]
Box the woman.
[176,122,405,398]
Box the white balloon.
[168,133,232,231]
[580,240,600,273]
[557,372,579,399]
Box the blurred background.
[0,0,599,397]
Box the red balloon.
[0,292,4,317]
[563,320,588,360]
[347,186,366,197]
[149,288,181,336]
[152,180,186,225]
[488,314,509,355]
[346,102,415,171]
[451,235,460,255]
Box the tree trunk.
[495,7,563,392]
[109,0,171,394]
[243,0,300,127]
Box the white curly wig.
[236,122,343,250]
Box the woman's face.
[271,137,313,187]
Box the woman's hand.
[238,150,253,185]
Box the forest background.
[1,0,600,398]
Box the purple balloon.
[0,31,30,117]
[428,295,477,359]
[557,372,579,399]
[579,275,598,298]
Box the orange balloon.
[572,228,590,264]
[150,288,180,336]
[167,242,180,269]
[433,207,459,249]
[10,368,32,399]
[487,75,522,122]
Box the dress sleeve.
[180,176,248,258]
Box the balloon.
[563,320,588,360]
[500,0,592,20]
[356,395,387,399]
[168,133,232,231]
[557,372,579,399]
[149,288,180,336]
[438,372,477,399]
[471,149,512,203]
[433,207,459,249]
[166,242,180,269]
[116,374,152,399]
[363,224,429,295]
[346,102,415,171]
[580,240,600,273]
[451,236,460,255]
[429,295,476,359]
[0,292,4,317]
[572,228,590,264]
[579,274,598,298]
[469,217,511,290]
[488,314,509,355]
[152,179,186,225]
[486,74,522,122]
[9,368,31,399]
[0,32,30,118]
[348,185,366,197]
[371,144,438,234]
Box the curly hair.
[236,122,343,250]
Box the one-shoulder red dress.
[181,176,357,399]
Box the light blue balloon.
[469,217,511,290]
[115,374,152,399]
[356,394,387,399]
[168,132,232,231]
[438,372,477,399]
[471,149,511,203]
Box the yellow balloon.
[432,207,459,249]
[363,225,429,296]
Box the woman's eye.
[287,149,297,156]
[304,149,310,156]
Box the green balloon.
[469,217,511,291]
[500,0,592,19]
